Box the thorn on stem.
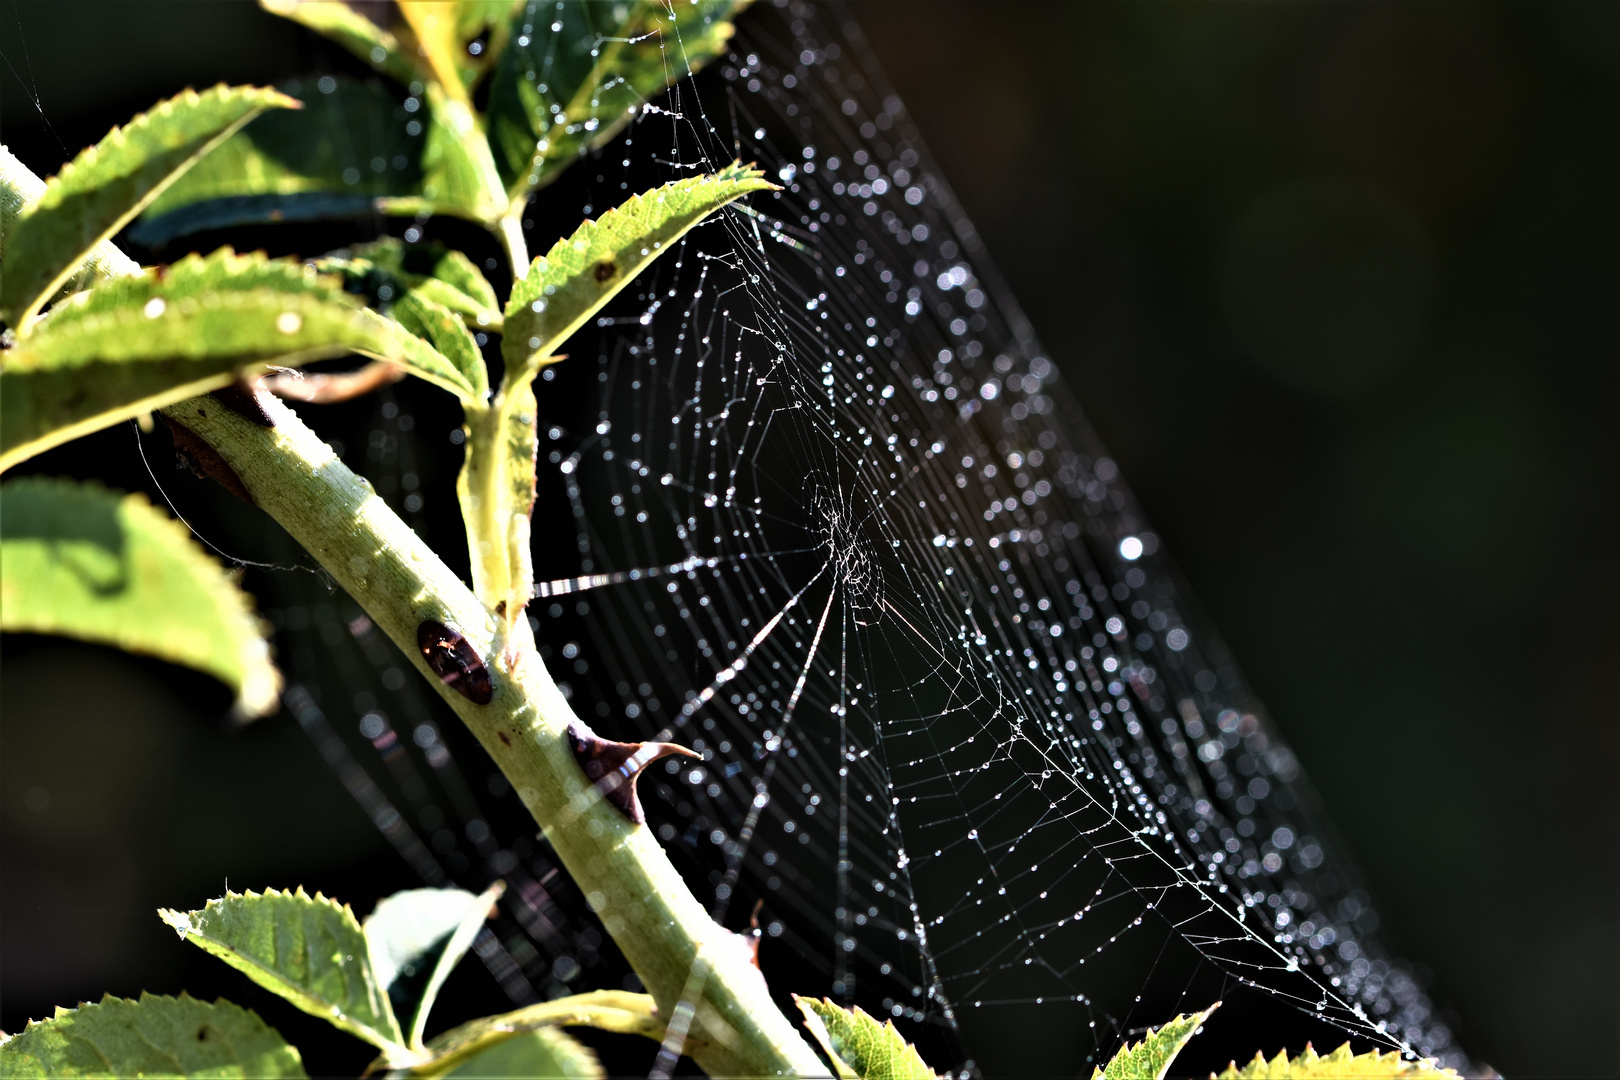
[567,719,699,824]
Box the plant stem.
[162,394,825,1079]
[497,210,529,277]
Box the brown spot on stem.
[213,381,277,427]
[566,719,698,824]
[164,417,254,504]
[593,259,617,282]
[417,620,493,705]
[497,731,511,747]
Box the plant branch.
[160,393,825,1079]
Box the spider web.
[250,2,1466,1075]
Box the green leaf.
[486,1,749,197]
[159,887,407,1057]
[258,0,419,87]
[0,992,307,1079]
[1,144,140,304]
[0,478,281,718]
[392,294,488,402]
[260,1,517,103]
[364,883,503,1050]
[1214,1043,1461,1080]
[133,75,424,246]
[0,84,299,329]
[387,991,661,1078]
[1,248,477,470]
[318,238,501,328]
[503,163,774,368]
[377,87,505,224]
[442,1028,602,1080]
[1091,1004,1219,1080]
[792,997,935,1080]
[393,2,522,105]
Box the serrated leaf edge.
[5,84,300,329]
[159,886,408,1056]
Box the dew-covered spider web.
[242,2,1467,1075]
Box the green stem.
[161,394,824,1079]
[497,210,530,277]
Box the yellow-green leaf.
[261,1,518,102]
[1092,1004,1219,1080]
[159,887,407,1057]
[442,1028,602,1080]
[379,991,660,1078]
[1,248,477,471]
[503,163,774,368]
[1213,1043,1461,1080]
[394,2,518,104]
[0,478,280,718]
[0,992,307,1079]
[258,0,418,86]
[0,84,299,329]
[392,293,488,402]
[316,237,501,328]
[793,996,935,1080]
[378,85,505,224]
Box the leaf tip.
[157,907,192,940]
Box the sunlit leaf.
[258,0,418,86]
[793,996,935,1080]
[0,992,307,1079]
[261,1,517,102]
[393,2,516,104]
[364,883,502,1049]
[133,75,423,246]
[0,478,281,718]
[159,887,407,1056]
[1,248,478,470]
[503,163,774,366]
[441,1028,602,1080]
[1092,1004,1219,1080]
[485,1,749,197]
[317,237,501,327]
[382,991,660,1078]
[392,293,488,402]
[0,84,298,328]
[1,144,139,305]
[1214,1043,1462,1080]
[377,86,505,224]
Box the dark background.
[2,2,1615,1077]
